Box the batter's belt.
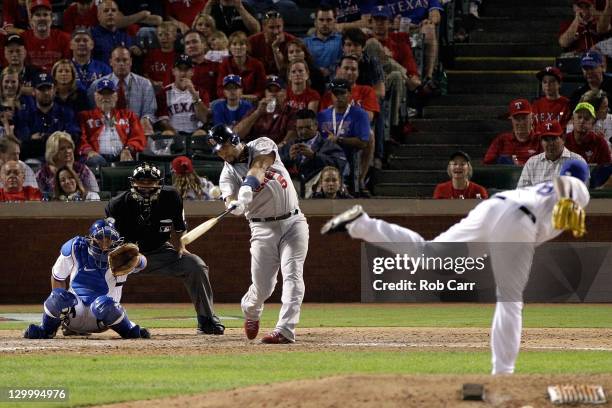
[494,195,536,224]
[249,209,299,222]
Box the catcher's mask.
[129,162,163,211]
[87,218,123,267]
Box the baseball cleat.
[197,315,225,335]
[244,319,259,340]
[23,324,52,339]
[123,325,151,339]
[261,331,292,344]
[320,205,364,235]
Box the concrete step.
[469,30,557,44]
[447,80,539,96]
[397,132,500,145]
[387,144,487,158]
[447,71,538,84]
[455,43,559,57]
[372,183,437,198]
[409,119,507,133]
[422,105,507,119]
[452,57,555,71]
[483,6,572,19]
[386,156,486,170]
[372,170,448,184]
[486,0,571,6]
[428,94,515,107]
[475,18,561,32]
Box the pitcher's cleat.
[320,205,364,235]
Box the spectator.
[89,46,158,136]
[204,30,230,63]
[386,0,443,80]
[192,13,217,39]
[341,28,384,97]
[2,0,30,33]
[156,55,210,136]
[216,31,266,102]
[483,99,540,165]
[234,75,297,143]
[22,0,71,72]
[303,6,343,78]
[248,10,296,76]
[433,151,488,199]
[286,39,327,95]
[143,22,178,91]
[183,30,219,109]
[311,165,353,199]
[62,0,99,34]
[565,102,611,164]
[203,0,260,37]
[569,51,612,111]
[317,78,370,196]
[52,59,90,114]
[0,67,23,112]
[531,66,570,126]
[4,34,38,96]
[35,130,99,198]
[558,0,603,55]
[14,72,80,162]
[572,89,612,152]
[79,78,146,167]
[171,156,217,201]
[279,108,347,186]
[91,0,136,64]
[0,160,42,201]
[164,0,207,33]
[0,136,37,189]
[518,121,586,187]
[53,165,100,201]
[211,74,253,127]
[321,0,376,30]
[70,28,112,92]
[286,60,320,112]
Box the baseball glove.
[552,198,586,238]
[108,243,141,276]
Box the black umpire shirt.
[105,186,187,253]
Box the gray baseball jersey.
[219,137,300,219]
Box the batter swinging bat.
[181,205,237,246]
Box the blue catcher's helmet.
[207,124,240,152]
[559,159,589,184]
[87,218,123,267]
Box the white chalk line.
[329,342,612,351]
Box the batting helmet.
[560,159,589,184]
[207,124,240,152]
[87,218,123,267]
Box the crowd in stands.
[0,0,610,203]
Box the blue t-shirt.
[303,33,343,72]
[211,99,253,127]
[386,0,444,24]
[73,59,112,92]
[317,105,370,149]
[322,0,379,23]
[91,25,134,65]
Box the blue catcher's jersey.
[51,236,145,305]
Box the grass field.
[1,303,611,407]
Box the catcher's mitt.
[108,243,140,276]
[552,198,586,238]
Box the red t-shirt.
[3,0,29,29]
[286,87,320,111]
[565,130,612,165]
[483,131,540,165]
[319,84,380,114]
[192,58,219,106]
[378,32,419,77]
[248,31,297,75]
[558,19,600,52]
[0,186,42,201]
[531,96,570,126]
[23,29,71,72]
[164,0,207,27]
[143,49,176,87]
[62,3,99,33]
[216,56,267,98]
[433,181,489,199]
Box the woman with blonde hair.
[53,165,99,201]
[216,31,266,101]
[51,59,89,113]
[286,59,319,112]
[311,166,353,199]
[284,39,326,95]
[35,131,99,197]
[433,151,488,199]
[171,156,217,200]
[192,13,216,40]
[0,67,23,111]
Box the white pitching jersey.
[219,137,300,219]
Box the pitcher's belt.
[250,209,299,222]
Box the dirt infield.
[2,327,612,355]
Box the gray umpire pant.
[141,242,215,318]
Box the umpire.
[105,162,224,335]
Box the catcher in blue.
[24,218,150,339]
[322,160,590,374]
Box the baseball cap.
[71,28,93,39]
[581,51,603,68]
[573,101,596,118]
[266,75,285,90]
[33,72,53,89]
[560,159,590,183]
[536,66,562,82]
[96,78,117,93]
[223,74,242,87]
[5,34,24,47]
[174,54,193,69]
[449,151,471,162]
[537,121,563,137]
[508,98,532,116]
[29,0,51,13]
[171,156,194,175]
[329,78,351,93]
[371,5,392,20]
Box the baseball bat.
[181,205,237,246]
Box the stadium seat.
[470,165,523,190]
[192,160,224,184]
